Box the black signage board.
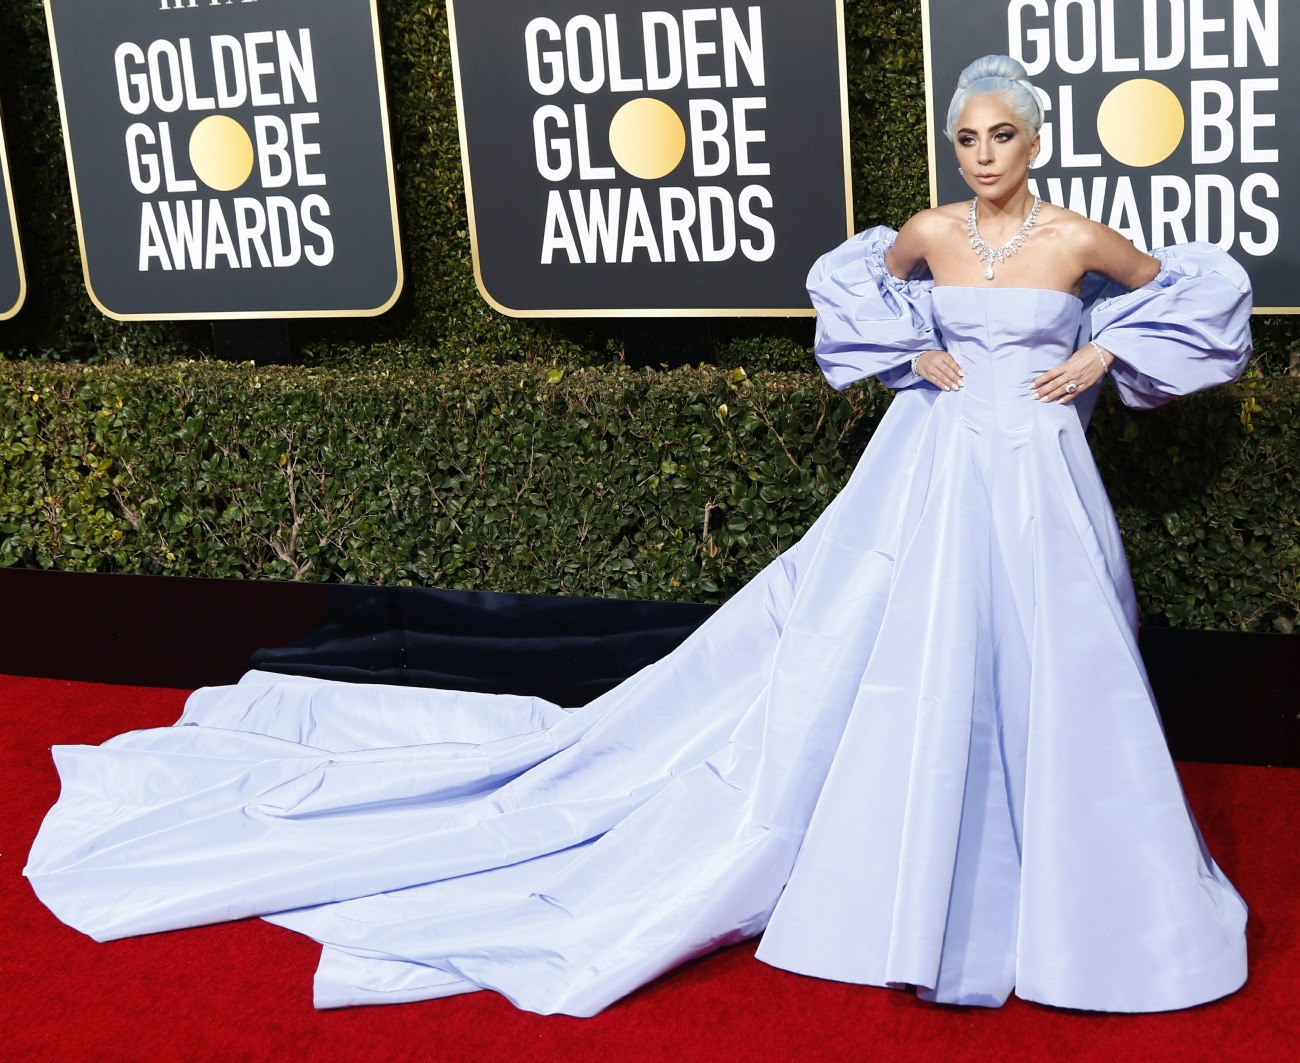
[448,1,853,317]
[45,0,402,320]
[923,0,1297,312]
[0,107,25,321]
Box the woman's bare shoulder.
[889,205,970,278]
[1037,204,1103,244]
[1040,206,1159,287]
[896,204,966,248]
[903,203,967,232]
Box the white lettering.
[533,106,572,182]
[1191,81,1234,165]
[525,18,563,96]
[139,202,171,270]
[1009,0,1051,77]
[276,29,317,105]
[738,185,774,261]
[291,113,325,186]
[125,123,160,194]
[1058,85,1101,166]
[1144,0,1185,70]
[683,10,721,89]
[158,122,196,192]
[573,105,615,180]
[732,98,769,176]
[234,198,272,268]
[620,189,662,262]
[1240,78,1278,163]
[689,99,730,178]
[267,195,301,267]
[1150,175,1191,246]
[643,12,682,90]
[1239,172,1279,255]
[659,188,699,262]
[1235,0,1278,67]
[159,198,204,269]
[302,194,334,266]
[570,188,621,261]
[566,16,605,94]
[1194,173,1236,248]
[254,115,293,188]
[541,190,579,264]
[1099,0,1139,71]
[205,200,239,269]
[178,39,215,110]
[721,7,765,87]
[1190,0,1229,69]
[146,40,185,113]
[115,43,150,115]
[603,14,643,92]
[212,35,247,107]
[1054,0,1098,76]
[699,186,736,261]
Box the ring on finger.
[1065,382,1079,394]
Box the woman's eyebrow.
[956,122,1017,136]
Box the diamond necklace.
[967,195,1041,280]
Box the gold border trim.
[835,0,855,239]
[921,0,939,209]
[43,0,403,322]
[0,104,26,321]
[446,0,845,319]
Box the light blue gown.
[26,227,1253,1016]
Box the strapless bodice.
[930,286,1086,417]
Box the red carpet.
[3,673,1297,1062]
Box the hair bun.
[956,55,1030,90]
[944,54,1043,141]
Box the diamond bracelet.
[1090,341,1112,374]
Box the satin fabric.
[26,229,1251,1016]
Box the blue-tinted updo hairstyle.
[944,55,1044,141]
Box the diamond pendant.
[968,195,1041,284]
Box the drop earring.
[958,166,964,176]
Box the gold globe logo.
[188,115,255,191]
[608,98,687,180]
[1096,79,1186,168]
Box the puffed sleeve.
[807,226,939,391]
[1089,243,1253,410]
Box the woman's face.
[953,93,1040,199]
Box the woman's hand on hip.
[1032,343,1113,405]
[914,350,964,391]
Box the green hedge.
[2,361,1295,632]
[0,0,1295,374]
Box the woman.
[27,56,1251,1016]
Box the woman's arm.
[882,211,964,390]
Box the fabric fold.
[1090,241,1253,409]
[807,225,937,391]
